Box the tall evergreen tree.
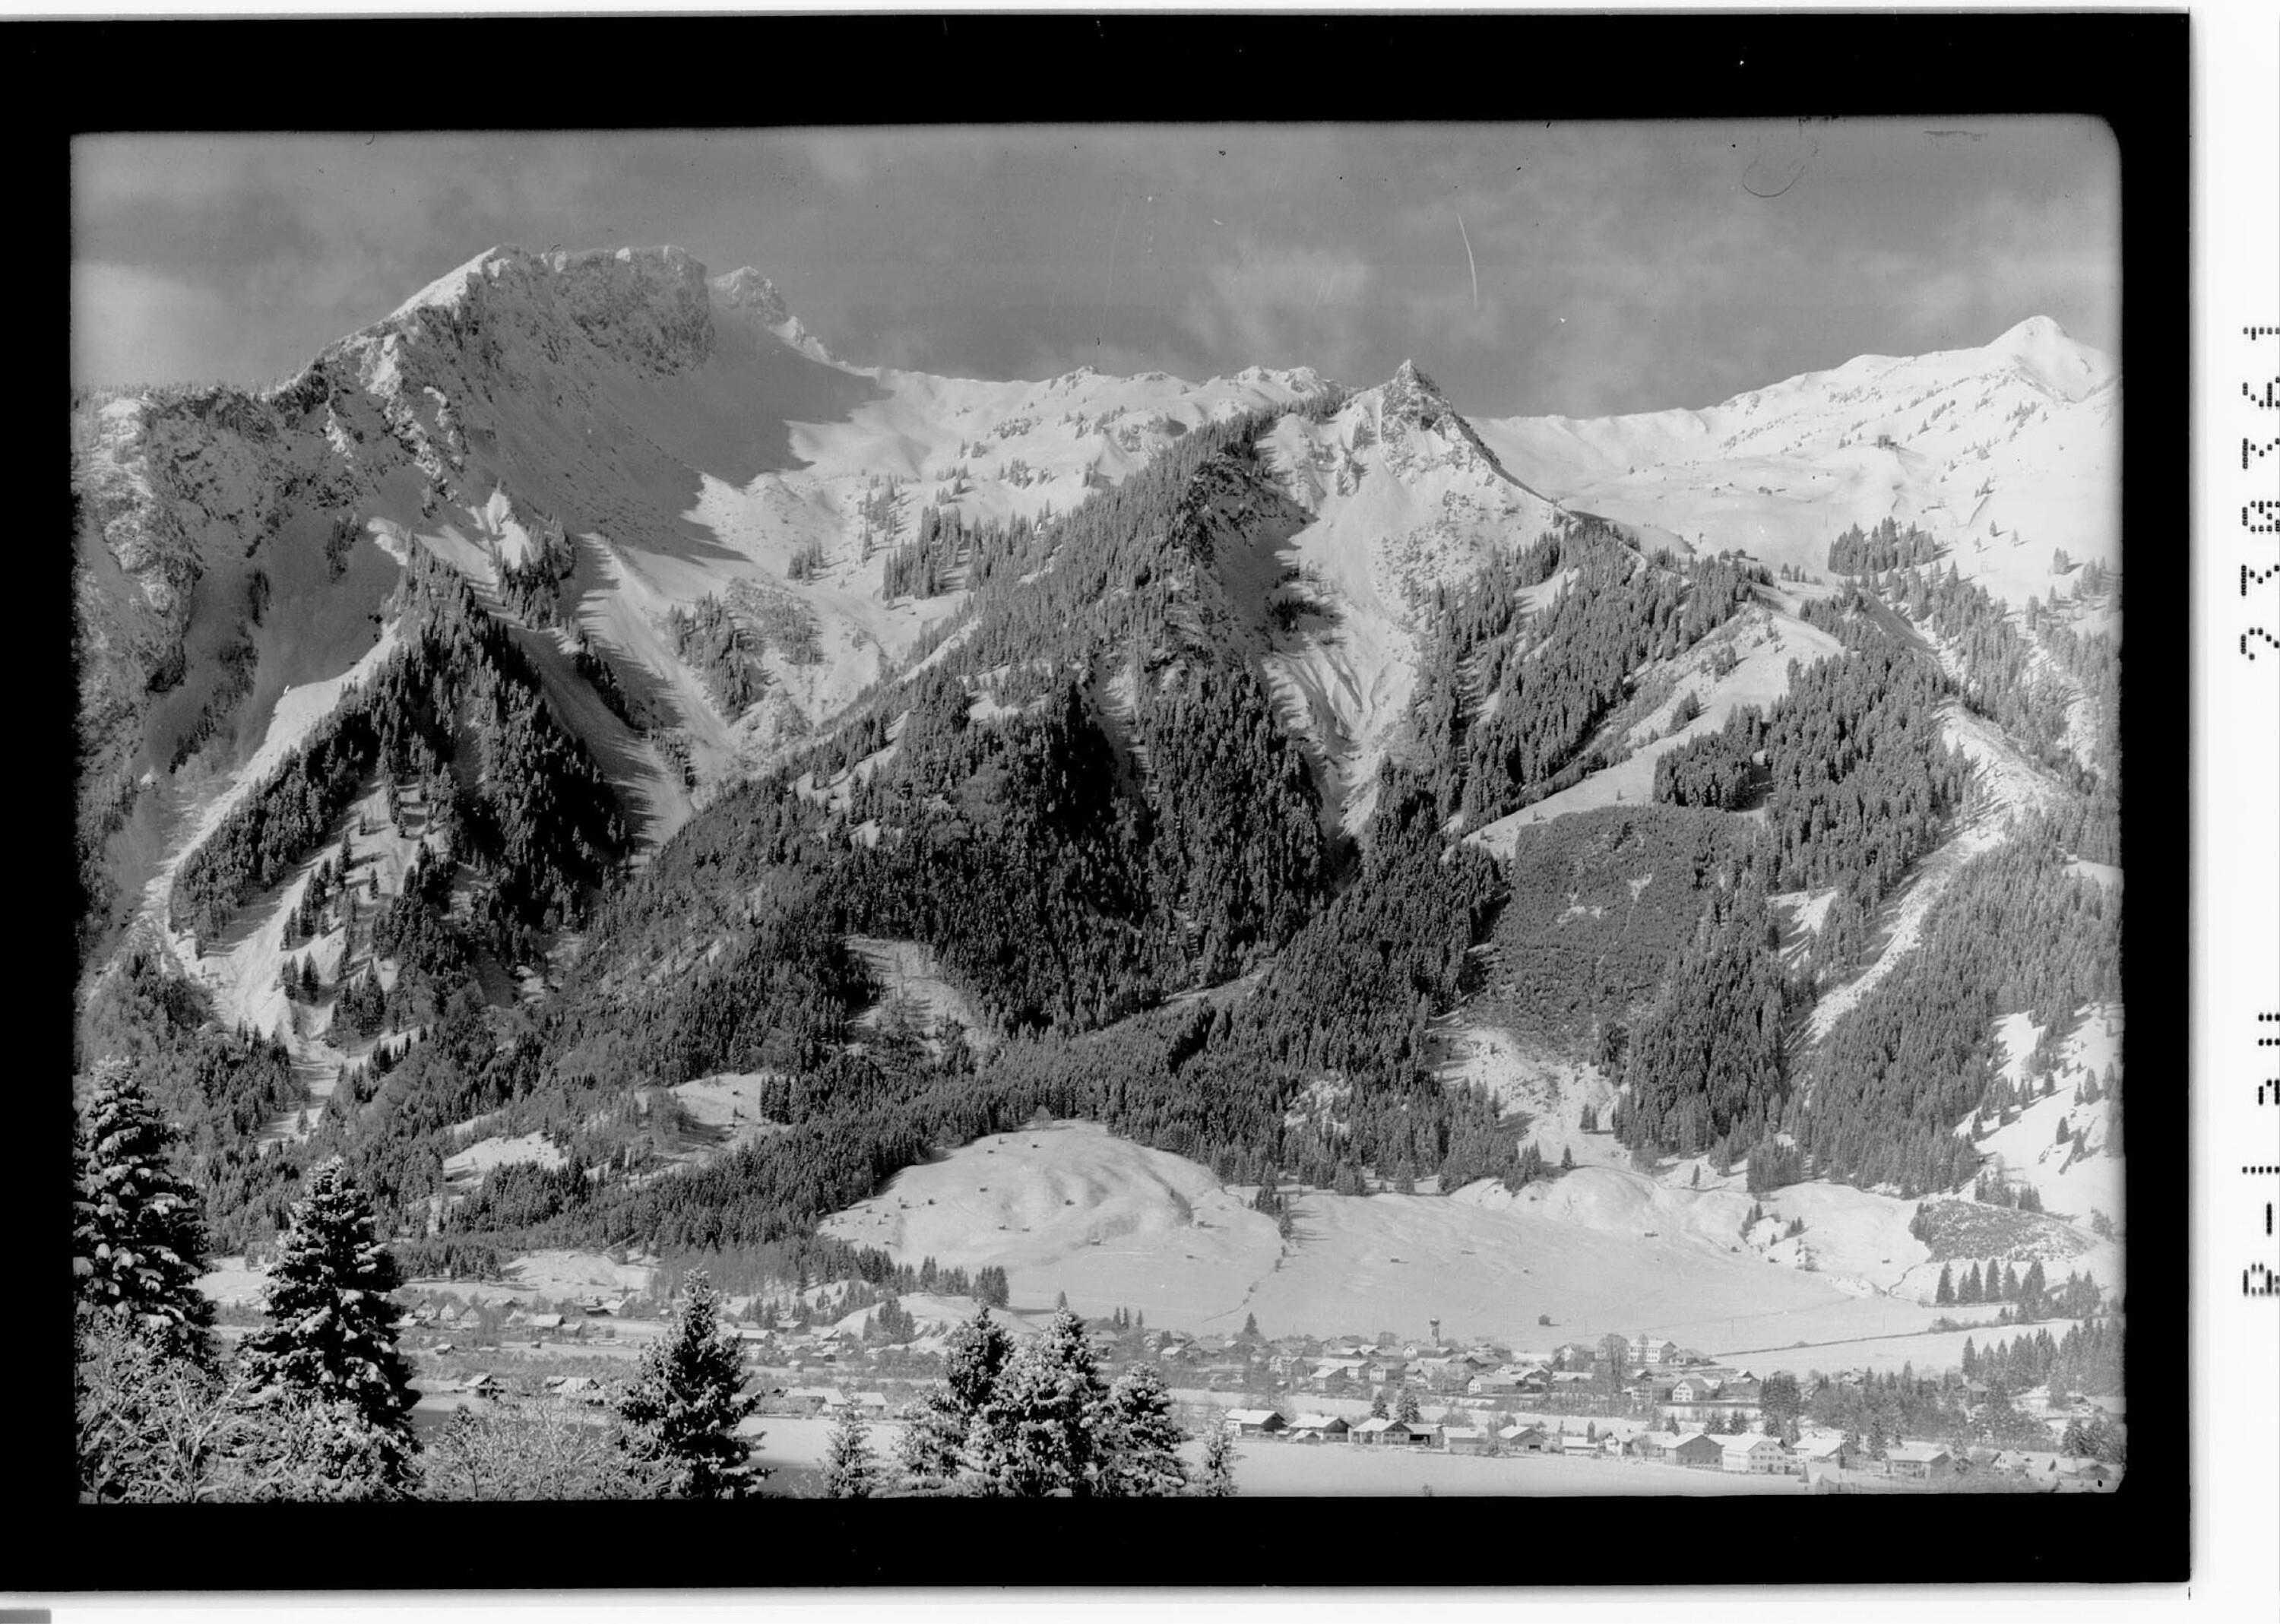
[614,1269,762,1499]
[1934,1262,1955,1306]
[1094,1365,1189,1497]
[73,1059,215,1366]
[823,1401,880,1498]
[898,1306,1012,1491]
[2019,1259,2048,1318]
[968,1308,1109,1496]
[239,1157,418,1494]
[899,1308,1195,1497]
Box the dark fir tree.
[615,1270,763,1499]
[1094,1364,1189,1497]
[968,1308,1109,1496]
[239,1157,419,1495]
[73,1059,215,1366]
[898,1306,1012,1492]
[823,1401,880,1498]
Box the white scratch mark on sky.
[1455,209,1479,311]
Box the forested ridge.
[84,396,2124,1280]
[1474,804,1743,1055]
[169,552,625,948]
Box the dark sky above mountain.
[72,121,2117,419]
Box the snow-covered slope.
[1473,317,2119,613]
[1256,362,1568,830]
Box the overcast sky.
[71,121,2118,419]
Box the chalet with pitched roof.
[1224,1409,1287,1437]
[1721,1436,1788,1474]
[1885,1443,1956,1481]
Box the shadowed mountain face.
[622,308,889,485]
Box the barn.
[1499,1424,1553,1455]
[1886,1444,1956,1481]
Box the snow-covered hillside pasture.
[1473,317,2118,613]
[1966,1007,2124,1235]
[820,1121,1957,1350]
[443,1131,567,1189]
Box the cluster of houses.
[733,1320,873,1372]
[1220,1407,1795,1473]
[754,1385,894,1417]
[1277,1331,1766,1425]
[437,1369,610,1404]
[1217,1407,2122,1489]
[401,1297,612,1341]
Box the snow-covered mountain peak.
[1226,362,1331,396]
[707,264,834,362]
[1471,315,2120,613]
[1351,359,1544,505]
[1379,358,1454,423]
[708,265,791,324]
[1389,357,1439,393]
[373,243,717,378]
[1992,313,2066,349]
[1978,315,2111,404]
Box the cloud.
[1183,240,1376,378]
[67,123,2122,416]
[71,261,248,388]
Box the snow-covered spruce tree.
[614,1269,763,1499]
[899,1307,1199,1496]
[239,1156,419,1496]
[967,1307,1108,1496]
[823,1401,880,1498]
[73,1059,215,1366]
[897,1304,1012,1491]
[1094,1363,1189,1497]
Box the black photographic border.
[21,8,2187,1594]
